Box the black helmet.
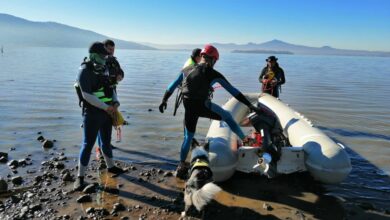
[89,42,109,55]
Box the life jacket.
[264,69,275,80]
[173,64,196,116]
[182,57,196,69]
[92,86,113,104]
[262,68,277,93]
[74,59,113,111]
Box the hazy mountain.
[231,49,293,55]
[146,39,390,57]
[141,42,204,51]
[0,13,155,50]
[1,13,389,57]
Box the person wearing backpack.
[73,42,125,191]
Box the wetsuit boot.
[73,176,88,191]
[175,161,190,180]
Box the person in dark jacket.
[96,39,125,157]
[159,44,262,179]
[259,56,285,98]
[104,39,124,86]
[74,42,125,191]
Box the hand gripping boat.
[206,93,352,184]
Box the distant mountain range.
[0,13,155,50]
[145,40,390,57]
[232,49,294,55]
[1,13,389,57]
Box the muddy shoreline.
[1,136,389,220]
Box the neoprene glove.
[159,102,167,113]
[159,90,172,113]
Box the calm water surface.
[0,47,389,209]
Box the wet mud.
[1,135,390,220]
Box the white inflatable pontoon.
[206,93,352,184]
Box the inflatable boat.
[206,93,352,184]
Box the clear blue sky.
[1,0,389,51]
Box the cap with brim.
[266,56,278,62]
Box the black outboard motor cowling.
[248,108,284,162]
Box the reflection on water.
[0,47,389,210]
[318,126,390,141]
[325,146,390,210]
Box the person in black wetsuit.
[259,56,285,98]
[159,44,262,179]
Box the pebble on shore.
[42,140,54,149]
[0,178,8,192]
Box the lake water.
[0,47,389,209]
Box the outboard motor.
[245,107,286,177]
[248,108,284,162]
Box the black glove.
[159,101,167,113]
[159,90,173,113]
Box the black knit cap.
[191,48,202,58]
[89,42,109,55]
